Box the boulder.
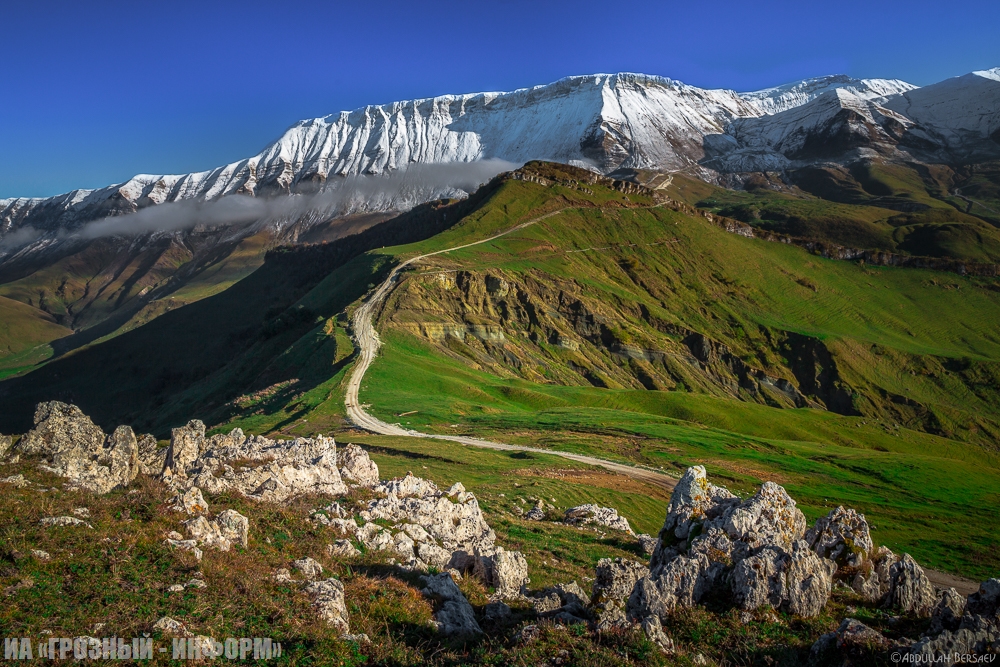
[911,615,1000,662]
[303,578,350,634]
[811,618,889,662]
[215,509,249,548]
[805,506,874,568]
[360,476,496,571]
[0,434,12,460]
[929,587,966,635]
[421,573,482,637]
[173,487,209,515]
[482,601,512,625]
[39,516,92,529]
[292,557,324,581]
[474,546,529,599]
[564,504,634,534]
[183,516,231,551]
[966,578,1000,620]
[18,402,139,494]
[376,472,439,498]
[525,501,546,521]
[153,616,192,637]
[592,558,647,604]
[886,553,936,616]
[338,444,379,487]
[634,467,834,620]
[327,540,360,558]
[164,420,205,477]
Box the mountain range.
[0,68,998,372]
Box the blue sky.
[2,0,998,198]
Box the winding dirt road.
[342,206,982,592]
[343,209,680,492]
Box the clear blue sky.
[2,0,998,198]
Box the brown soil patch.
[706,459,792,485]
[513,467,674,500]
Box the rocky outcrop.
[292,557,324,581]
[929,587,966,635]
[910,579,1000,661]
[564,504,634,534]
[16,402,139,494]
[421,573,482,637]
[164,427,348,502]
[359,472,498,571]
[805,505,873,568]
[137,434,166,476]
[338,444,379,487]
[629,466,835,621]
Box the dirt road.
[342,208,982,591]
[343,209,680,493]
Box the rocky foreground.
[2,401,998,664]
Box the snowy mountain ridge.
[2,69,999,250]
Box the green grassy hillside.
[3,162,999,580]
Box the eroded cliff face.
[380,267,858,412]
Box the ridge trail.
[344,207,679,492]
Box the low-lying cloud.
[0,159,519,251]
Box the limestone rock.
[19,402,139,494]
[533,592,563,614]
[31,549,51,561]
[173,487,209,515]
[636,534,658,556]
[731,541,834,616]
[338,444,379,487]
[811,618,889,662]
[360,476,496,571]
[421,573,482,637]
[446,482,466,497]
[641,615,676,654]
[0,434,11,460]
[160,425,348,502]
[483,601,512,625]
[929,588,966,634]
[592,557,647,604]
[851,546,899,602]
[292,557,324,581]
[886,554,936,616]
[525,501,546,521]
[183,516,231,551]
[417,542,453,570]
[163,420,205,477]
[806,506,874,568]
[1,474,31,488]
[722,482,806,553]
[164,538,203,561]
[376,472,439,498]
[966,578,1000,620]
[651,465,737,568]
[564,504,634,534]
[153,616,192,637]
[544,581,591,618]
[474,546,529,599]
[39,516,92,528]
[215,509,249,548]
[327,540,360,558]
[137,434,166,476]
[629,554,708,619]
[911,614,1000,662]
[304,578,350,634]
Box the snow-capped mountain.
[2,69,999,255]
